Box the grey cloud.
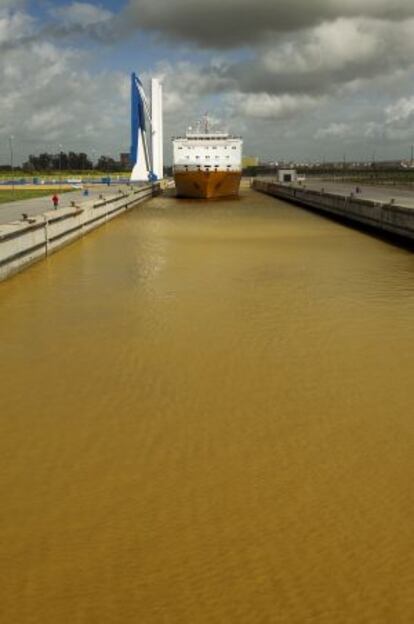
[46,2,115,40]
[224,53,412,97]
[119,0,414,48]
[198,18,414,99]
[51,2,113,26]
[0,22,113,54]
[0,0,26,7]
[0,2,115,53]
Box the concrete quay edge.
[0,182,160,282]
[252,180,414,243]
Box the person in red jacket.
[52,193,59,209]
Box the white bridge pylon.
[130,74,163,182]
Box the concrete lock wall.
[253,180,414,243]
[0,183,160,282]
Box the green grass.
[0,170,131,179]
[0,189,72,205]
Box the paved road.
[298,179,414,209]
[0,186,128,225]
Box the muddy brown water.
[1,189,413,623]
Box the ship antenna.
[204,113,209,134]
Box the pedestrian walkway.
[0,186,126,225]
[301,179,414,209]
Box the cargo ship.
[172,119,243,199]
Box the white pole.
[9,135,14,195]
[151,79,163,180]
[159,81,163,179]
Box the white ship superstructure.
[173,129,242,172]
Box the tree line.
[0,152,130,172]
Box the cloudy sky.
[1,0,414,165]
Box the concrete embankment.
[253,179,414,243]
[0,183,160,281]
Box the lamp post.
[59,143,63,192]
[91,149,96,181]
[9,135,14,195]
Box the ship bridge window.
[232,147,236,150]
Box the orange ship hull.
[174,170,241,199]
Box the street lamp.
[59,143,63,192]
[9,135,14,195]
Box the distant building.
[278,169,298,183]
[120,153,131,170]
[242,155,259,168]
